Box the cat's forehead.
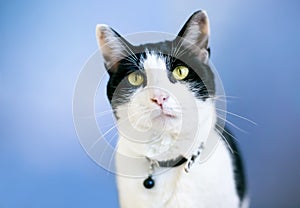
[142,52,167,71]
[141,52,171,86]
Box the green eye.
[172,66,189,80]
[128,71,144,86]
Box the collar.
[157,156,187,168]
[143,143,204,189]
[147,142,205,171]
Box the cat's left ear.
[177,11,210,61]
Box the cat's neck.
[116,119,216,163]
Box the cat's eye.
[128,71,144,86]
[172,66,189,80]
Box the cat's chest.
[116,139,240,208]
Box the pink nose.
[151,95,169,107]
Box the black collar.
[143,143,204,189]
[157,156,187,168]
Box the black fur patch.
[216,125,247,202]
[106,52,146,109]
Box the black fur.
[216,125,247,202]
[106,52,146,109]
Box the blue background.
[1,0,300,207]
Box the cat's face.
[96,11,216,159]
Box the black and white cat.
[96,11,248,208]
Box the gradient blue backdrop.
[1,0,300,207]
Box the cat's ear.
[177,11,210,61]
[96,24,132,72]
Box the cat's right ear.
[96,24,132,72]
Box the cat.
[96,10,248,208]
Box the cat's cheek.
[195,100,216,124]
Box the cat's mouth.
[150,102,182,120]
[161,109,177,118]
[151,107,179,120]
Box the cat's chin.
[152,110,178,120]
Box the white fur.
[114,53,245,207]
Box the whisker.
[85,105,133,118]
[98,122,117,129]
[78,109,114,119]
[214,95,239,99]
[131,110,154,128]
[99,130,119,171]
[217,116,248,134]
[215,127,234,154]
[212,98,227,103]
[171,38,183,58]
[175,37,208,59]
[82,106,138,119]
[215,108,257,125]
[215,123,239,143]
[94,109,115,117]
[117,37,138,62]
[108,138,120,173]
[123,57,141,69]
[89,108,156,151]
[100,129,118,152]
[123,55,137,62]
[88,122,118,152]
[175,43,193,58]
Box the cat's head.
[96,11,217,159]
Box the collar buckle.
[184,142,205,173]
